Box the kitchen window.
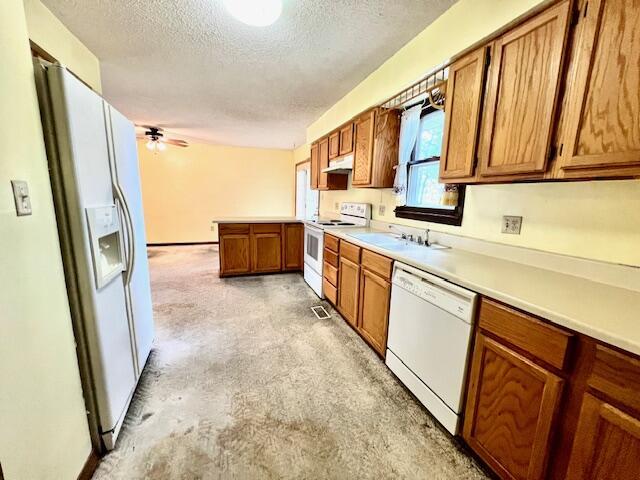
[395,105,465,226]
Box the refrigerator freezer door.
[106,105,155,375]
[46,66,137,436]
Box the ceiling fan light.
[146,140,157,151]
[157,141,167,151]
[223,0,282,27]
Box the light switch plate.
[11,180,32,216]
[502,215,522,234]
[378,204,386,216]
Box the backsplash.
[320,178,640,267]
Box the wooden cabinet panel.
[479,1,570,178]
[219,234,251,276]
[310,143,319,190]
[318,137,329,189]
[323,248,338,268]
[565,394,640,480]
[478,298,573,370]
[339,240,361,264]
[282,223,303,271]
[339,122,354,156]
[558,0,640,177]
[588,345,640,413]
[464,332,564,480]
[360,249,393,281]
[328,131,340,159]
[358,268,391,357]
[251,232,281,273]
[337,256,360,328]
[323,261,338,287]
[324,233,339,253]
[440,47,487,181]
[323,278,338,305]
[219,223,249,235]
[370,108,400,188]
[352,110,376,186]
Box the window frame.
[394,104,465,226]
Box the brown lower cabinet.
[331,238,393,357]
[464,297,640,480]
[218,223,303,277]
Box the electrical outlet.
[502,215,522,234]
[334,202,339,211]
[378,204,386,216]
[211,224,216,232]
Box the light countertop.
[213,217,301,224]
[327,227,640,356]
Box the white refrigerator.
[35,63,154,450]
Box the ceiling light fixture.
[223,0,282,27]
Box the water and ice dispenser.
[86,206,125,289]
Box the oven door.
[303,224,324,274]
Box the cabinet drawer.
[324,233,339,253]
[219,223,249,235]
[361,249,393,280]
[251,223,282,234]
[478,298,573,370]
[323,261,338,286]
[588,345,640,414]
[339,240,361,264]
[323,278,337,305]
[324,248,338,268]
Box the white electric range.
[303,202,371,298]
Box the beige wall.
[23,0,102,92]
[309,0,640,267]
[138,141,295,243]
[0,1,92,479]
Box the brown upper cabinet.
[478,0,571,180]
[556,0,640,178]
[439,0,640,184]
[311,138,348,191]
[439,47,488,181]
[339,122,354,156]
[328,131,340,159]
[318,137,330,189]
[310,142,319,189]
[353,108,400,188]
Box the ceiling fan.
[136,126,189,152]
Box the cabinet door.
[440,47,487,181]
[337,256,360,328]
[339,122,354,156]
[310,143,319,189]
[358,269,391,357]
[463,332,564,480]
[478,1,570,178]
[370,108,400,188]
[251,233,282,273]
[282,223,303,271]
[558,0,640,175]
[318,137,330,189]
[219,234,251,275]
[352,110,376,186]
[329,131,340,159]
[565,394,640,480]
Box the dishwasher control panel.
[392,266,476,323]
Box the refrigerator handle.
[114,182,135,285]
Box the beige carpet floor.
[92,245,488,479]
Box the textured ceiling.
[42,0,456,149]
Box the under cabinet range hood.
[322,154,353,174]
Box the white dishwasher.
[386,262,477,435]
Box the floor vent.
[311,305,331,320]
